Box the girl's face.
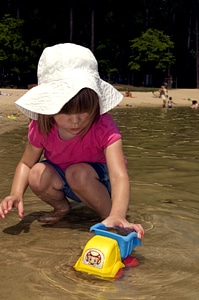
[54,112,90,136]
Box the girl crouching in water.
[0,43,144,240]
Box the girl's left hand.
[102,216,144,240]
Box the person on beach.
[0,43,144,239]
[190,100,198,109]
[167,96,176,108]
[124,89,133,97]
[0,90,10,96]
[152,82,168,102]
[152,87,162,98]
[160,83,168,108]
[163,82,168,97]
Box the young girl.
[0,43,144,239]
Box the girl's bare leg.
[65,163,112,219]
[29,163,71,224]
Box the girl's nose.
[71,115,80,124]
[71,115,79,124]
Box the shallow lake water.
[0,107,199,300]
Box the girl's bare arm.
[103,139,144,239]
[0,142,43,219]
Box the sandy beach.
[0,88,198,135]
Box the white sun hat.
[15,43,123,120]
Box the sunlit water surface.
[0,107,199,300]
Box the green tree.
[128,29,175,82]
[0,1,198,87]
[0,14,26,85]
[0,14,46,86]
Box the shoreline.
[0,88,198,135]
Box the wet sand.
[0,88,198,135]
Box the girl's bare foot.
[38,207,71,224]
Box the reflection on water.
[0,107,199,299]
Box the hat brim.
[15,71,123,120]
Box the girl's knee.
[29,163,62,191]
[29,163,44,190]
[66,163,97,187]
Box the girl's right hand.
[0,195,24,220]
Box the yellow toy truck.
[74,223,141,279]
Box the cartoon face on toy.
[83,249,104,268]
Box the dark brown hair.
[37,88,100,136]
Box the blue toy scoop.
[90,223,141,260]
